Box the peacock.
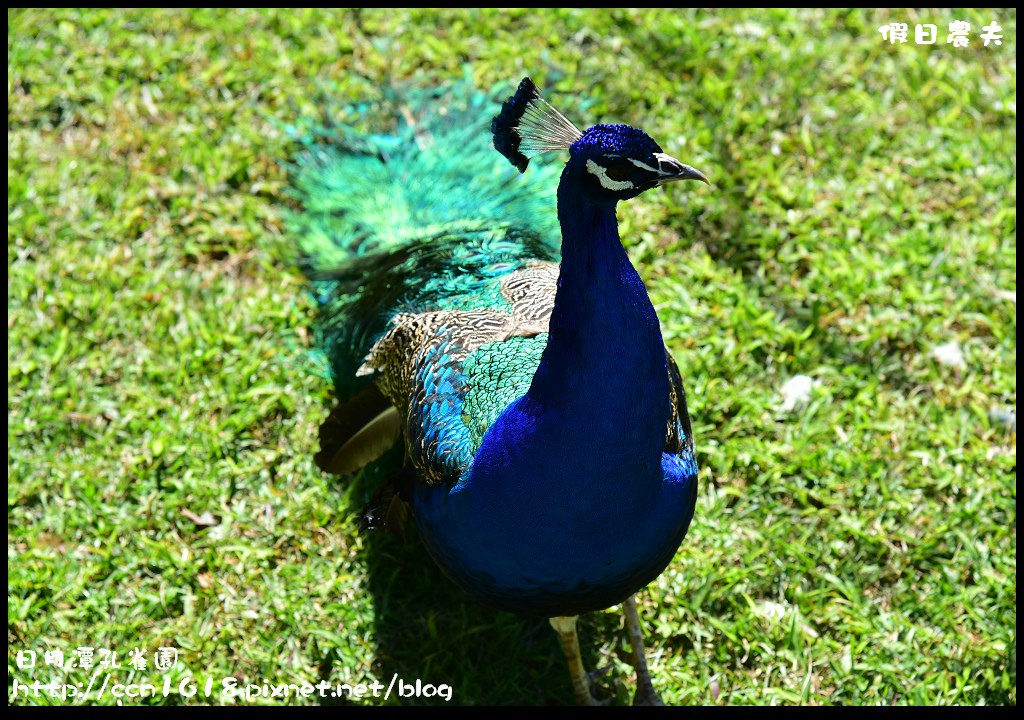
[288,76,708,706]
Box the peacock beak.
[652,152,710,186]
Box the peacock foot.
[632,683,666,706]
[574,688,609,707]
[623,594,667,706]
[575,666,612,706]
[550,616,612,706]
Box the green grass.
[8,8,1016,706]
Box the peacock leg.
[623,594,665,706]
[549,615,606,706]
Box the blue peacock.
[289,77,708,706]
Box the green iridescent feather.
[287,78,571,481]
[462,334,549,448]
[286,79,564,396]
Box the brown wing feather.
[665,350,695,455]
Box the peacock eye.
[605,160,633,182]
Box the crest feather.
[491,77,583,173]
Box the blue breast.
[412,407,698,616]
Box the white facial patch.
[630,153,682,177]
[585,158,634,191]
[627,157,661,174]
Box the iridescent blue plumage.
[288,77,707,705]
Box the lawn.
[7,8,1016,706]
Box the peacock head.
[491,77,708,205]
[567,123,708,203]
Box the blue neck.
[523,168,670,477]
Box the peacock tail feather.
[286,80,562,386]
[287,79,572,479]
